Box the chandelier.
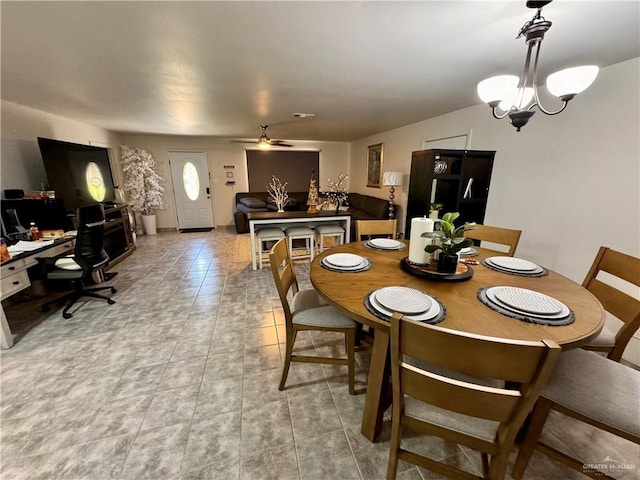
[477,0,599,132]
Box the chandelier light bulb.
[546,65,599,100]
[498,87,535,112]
[477,75,520,106]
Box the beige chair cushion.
[315,224,345,234]
[54,255,81,271]
[292,289,328,313]
[585,312,624,348]
[285,226,314,236]
[542,348,640,438]
[293,305,355,328]
[257,228,285,239]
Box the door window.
[183,162,199,201]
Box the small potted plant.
[422,212,476,273]
[429,202,444,219]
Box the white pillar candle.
[408,217,434,265]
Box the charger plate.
[324,253,364,268]
[374,286,432,315]
[367,238,405,250]
[320,257,372,273]
[481,258,548,277]
[477,287,574,326]
[364,288,446,324]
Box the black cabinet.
[103,205,136,265]
[405,149,495,236]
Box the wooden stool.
[285,226,314,261]
[256,227,285,269]
[315,224,345,252]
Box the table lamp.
[382,171,403,219]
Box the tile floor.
[1,228,638,480]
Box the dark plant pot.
[437,253,458,274]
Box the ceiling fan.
[233,125,293,148]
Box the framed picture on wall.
[366,143,384,188]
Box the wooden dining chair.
[355,219,397,240]
[463,224,521,256]
[512,348,640,479]
[387,313,560,480]
[580,246,640,362]
[269,238,357,394]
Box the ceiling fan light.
[546,65,599,98]
[498,87,535,111]
[477,75,519,105]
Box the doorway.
[168,151,215,230]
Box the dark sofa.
[234,192,390,235]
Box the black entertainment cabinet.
[0,199,135,267]
[102,204,136,266]
[405,149,496,237]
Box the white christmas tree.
[120,145,164,215]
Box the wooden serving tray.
[400,257,473,282]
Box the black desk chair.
[42,204,116,319]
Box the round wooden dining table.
[310,240,605,442]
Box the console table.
[248,211,351,270]
[1,237,75,348]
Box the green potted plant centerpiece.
[422,212,476,273]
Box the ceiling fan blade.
[269,141,293,147]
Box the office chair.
[42,204,116,319]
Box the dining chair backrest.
[355,219,397,240]
[581,246,640,361]
[387,313,561,480]
[269,237,299,325]
[464,224,521,256]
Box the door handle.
[206,187,210,194]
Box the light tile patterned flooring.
[1,228,638,480]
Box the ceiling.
[2,1,638,142]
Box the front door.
[168,152,215,230]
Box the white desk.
[1,238,75,348]
[248,212,351,270]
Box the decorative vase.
[437,253,458,274]
[141,214,157,235]
[429,210,439,220]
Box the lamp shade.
[477,75,519,104]
[498,87,535,111]
[546,65,599,98]
[383,171,403,187]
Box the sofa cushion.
[266,197,299,210]
[237,203,269,214]
[239,197,267,208]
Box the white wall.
[350,58,639,282]
[118,134,350,228]
[1,101,124,194]
[349,58,640,364]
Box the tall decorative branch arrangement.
[120,146,164,215]
[326,173,349,211]
[267,176,289,212]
